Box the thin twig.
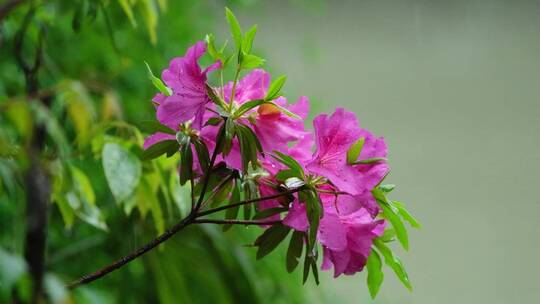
[196,186,306,218]
[193,219,281,226]
[67,214,196,289]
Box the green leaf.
[118,0,137,27]
[145,62,172,96]
[179,142,193,186]
[240,54,265,70]
[271,151,304,178]
[255,224,291,260]
[225,7,243,50]
[44,274,69,304]
[286,231,304,273]
[366,249,384,299]
[193,139,210,170]
[242,24,257,54]
[302,249,311,284]
[205,117,222,126]
[374,239,412,291]
[205,33,220,60]
[223,179,241,231]
[265,75,286,101]
[69,165,95,206]
[347,137,365,164]
[236,124,262,171]
[380,202,409,250]
[141,140,179,160]
[275,169,301,182]
[140,120,175,135]
[234,99,265,118]
[352,157,387,165]
[0,248,27,294]
[392,201,422,229]
[223,118,235,156]
[379,184,396,193]
[139,0,158,44]
[102,142,142,203]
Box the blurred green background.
[2,0,539,303]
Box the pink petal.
[282,201,309,232]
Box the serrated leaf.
[255,224,291,260]
[225,7,243,50]
[286,231,304,273]
[103,143,142,203]
[145,62,172,96]
[374,239,412,291]
[347,137,365,164]
[366,249,384,299]
[265,75,286,101]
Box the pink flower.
[305,108,388,195]
[156,41,220,130]
[320,207,385,277]
[283,199,385,277]
[199,69,310,171]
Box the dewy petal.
[143,132,176,150]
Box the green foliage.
[0,2,311,303]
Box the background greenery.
[2,0,539,303]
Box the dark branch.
[67,214,196,289]
[196,186,306,218]
[193,219,281,226]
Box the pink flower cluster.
[145,41,389,277]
